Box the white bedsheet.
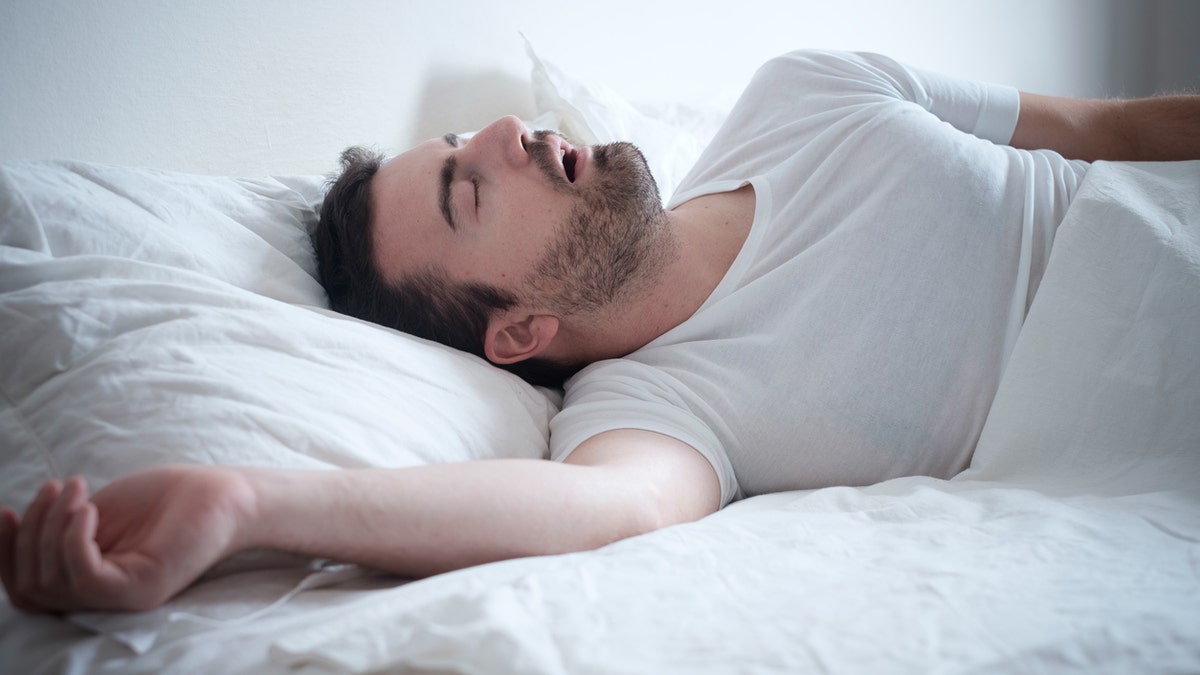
[1,154,1198,674]
[0,159,558,671]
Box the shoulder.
[674,51,914,196]
[555,358,742,508]
[724,49,922,131]
[750,49,911,92]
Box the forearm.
[1012,92,1200,161]
[1,431,716,612]
[237,460,657,577]
[1115,96,1200,161]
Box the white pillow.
[524,40,728,203]
[0,160,558,511]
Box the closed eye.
[472,177,480,210]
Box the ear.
[483,312,560,365]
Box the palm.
[84,467,244,609]
[1,465,254,613]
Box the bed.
[2,48,1199,675]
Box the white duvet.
[2,55,1199,674]
[261,164,1200,675]
[266,162,1200,674]
[0,159,559,666]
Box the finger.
[0,507,17,580]
[14,481,61,603]
[39,477,85,587]
[67,501,141,613]
[0,507,33,611]
[63,501,106,601]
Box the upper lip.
[562,145,578,182]
[530,132,580,183]
[548,135,578,183]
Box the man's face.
[370,115,669,316]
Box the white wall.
[1,0,1195,176]
[1110,0,1200,97]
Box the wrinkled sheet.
[2,160,1198,674]
[0,159,557,670]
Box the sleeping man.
[3,50,1198,613]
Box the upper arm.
[562,429,721,530]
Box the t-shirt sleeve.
[770,50,1021,145]
[895,60,1020,145]
[550,362,743,507]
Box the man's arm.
[1011,91,1200,161]
[247,429,720,577]
[0,429,720,613]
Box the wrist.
[230,466,318,554]
[217,465,278,554]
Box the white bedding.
[2,53,1199,673]
[0,159,559,664]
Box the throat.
[545,184,757,363]
[580,184,757,359]
[666,183,757,310]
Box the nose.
[463,115,529,167]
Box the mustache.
[527,129,577,188]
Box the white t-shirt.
[551,50,1089,506]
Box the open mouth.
[562,149,578,183]
[526,130,580,185]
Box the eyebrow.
[438,154,457,231]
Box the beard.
[523,139,677,317]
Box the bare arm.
[1011,91,1200,161]
[243,429,719,577]
[0,429,719,612]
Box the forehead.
[369,139,446,284]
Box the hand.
[0,465,257,613]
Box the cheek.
[449,238,538,287]
[493,204,564,269]
[450,189,573,285]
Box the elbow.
[562,490,682,555]
[628,496,675,540]
[606,481,713,546]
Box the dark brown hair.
[312,146,580,388]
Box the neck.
[548,184,756,363]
